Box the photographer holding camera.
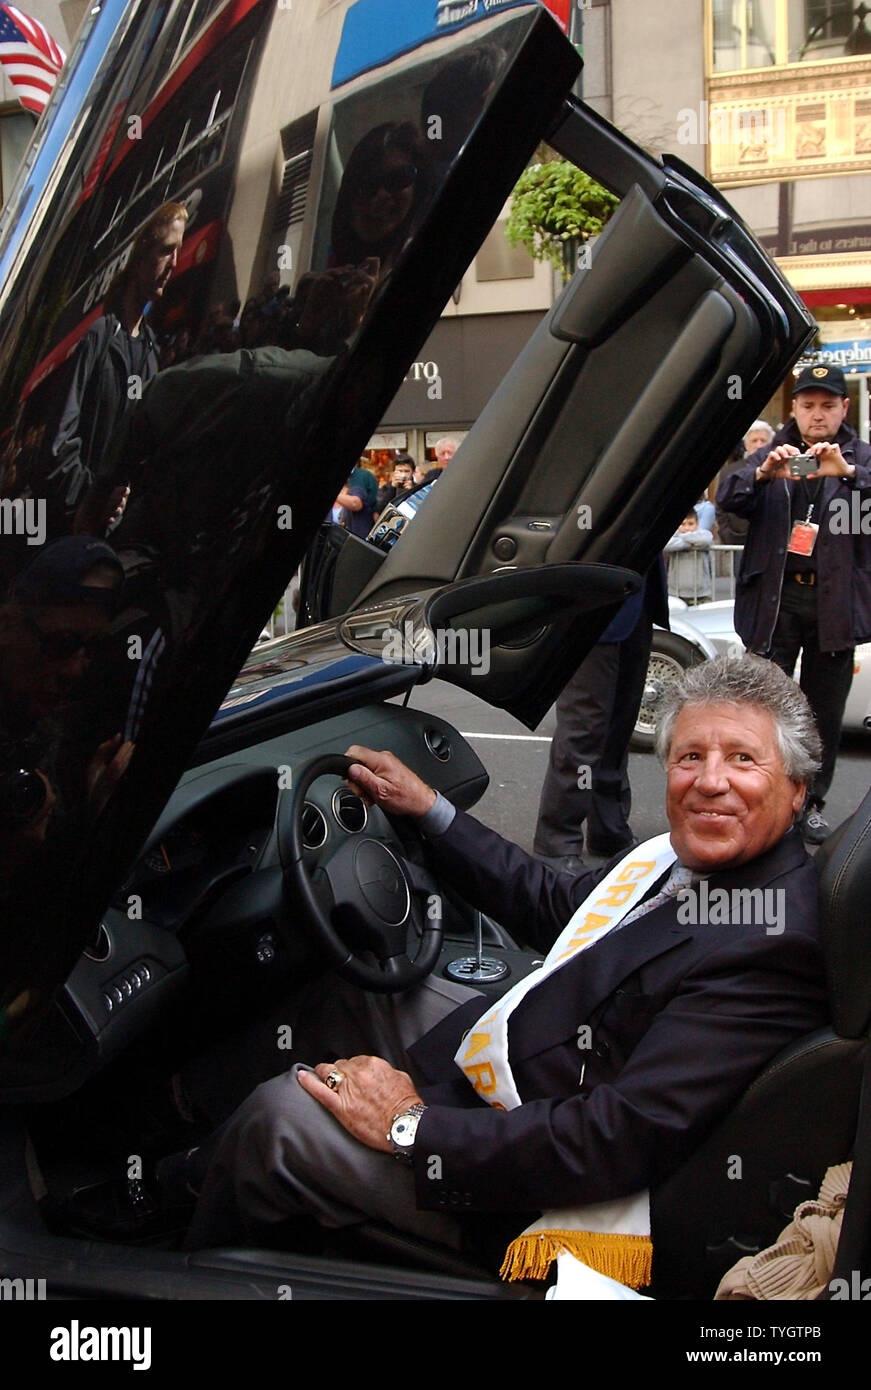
[717,363,871,843]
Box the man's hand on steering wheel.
[279,752,446,990]
[345,745,437,819]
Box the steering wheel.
[278,754,444,992]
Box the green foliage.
[506,161,619,278]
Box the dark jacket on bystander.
[716,420,871,654]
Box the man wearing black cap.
[717,363,871,842]
[0,536,123,737]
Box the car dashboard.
[1,701,522,1102]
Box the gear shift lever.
[445,910,509,983]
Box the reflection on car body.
[0,0,867,1316]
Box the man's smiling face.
[666,703,806,871]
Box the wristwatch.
[388,1103,427,1163]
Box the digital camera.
[789,453,818,478]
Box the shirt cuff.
[418,790,456,837]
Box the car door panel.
[549,184,692,348]
[299,91,812,720]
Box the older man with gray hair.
[743,419,776,455]
[715,421,776,546]
[66,658,826,1288]
[414,435,460,489]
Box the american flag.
[0,5,65,116]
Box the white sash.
[452,833,678,1288]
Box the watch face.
[391,1112,419,1148]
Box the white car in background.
[634,599,871,747]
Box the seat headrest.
[815,785,871,1038]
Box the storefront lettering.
[404,360,441,383]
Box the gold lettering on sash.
[463,1032,491,1060]
[556,912,610,961]
[616,860,656,883]
[474,1011,498,1028]
[595,881,638,908]
[465,1061,498,1094]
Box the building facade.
[383,0,871,456]
[583,0,871,435]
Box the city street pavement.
[400,676,871,859]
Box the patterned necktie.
[619,863,696,929]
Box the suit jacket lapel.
[508,902,692,1062]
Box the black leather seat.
[649,788,871,1299]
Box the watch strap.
[388,1103,427,1163]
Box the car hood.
[201,599,429,759]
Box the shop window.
[792,0,859,58]
[711,0,871,69]
[712,0,776,71]
[806,0,855,42]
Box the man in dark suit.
[183,655,827,1260]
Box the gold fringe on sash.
[500,1229,653,1288]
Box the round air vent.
[332,788,368,833]
[424,728,452,762]
[301,802,328,851]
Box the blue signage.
[797,340,871,375]
[331,0,537,88]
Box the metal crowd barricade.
[666,544,743,606]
